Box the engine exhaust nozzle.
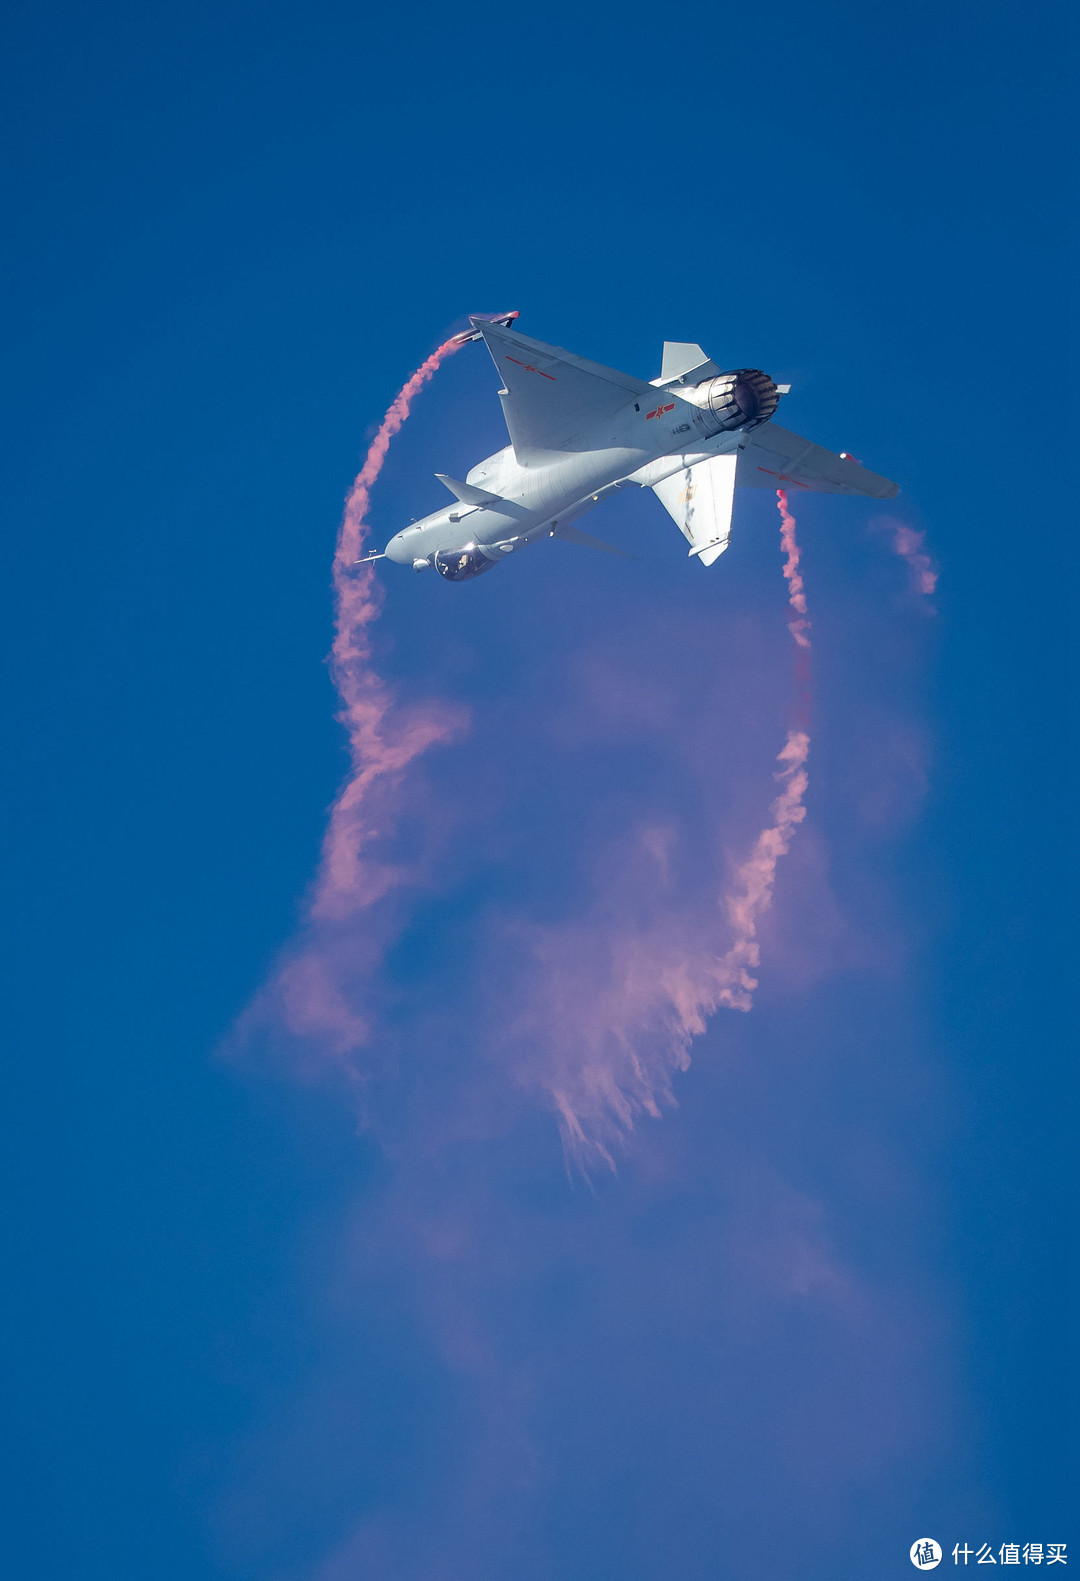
[695,368,780,432]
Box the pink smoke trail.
[515,491,816,1166]
[313,335,469,922]
[777,487,811,650]
[876,518,938,605]
[713,489,811,1010]
[713,728,810,1011]
[234,333,475,1066]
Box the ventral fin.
[435,474,502,506]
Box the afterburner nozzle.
[688,369,781,433]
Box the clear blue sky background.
[1,1,1071,1577]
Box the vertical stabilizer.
[654,342,722,386]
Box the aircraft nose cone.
[384,532,412,565]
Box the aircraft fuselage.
[384,392,739,577]
[375,319,895,581]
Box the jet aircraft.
[362,318,898,582]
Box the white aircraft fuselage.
[378,320,897,581]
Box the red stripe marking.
[757,466,811,489]
[506,355,556,381]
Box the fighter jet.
[364,318,898,582]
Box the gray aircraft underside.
[368,317,899,582]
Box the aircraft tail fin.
[652,341,722,387]
[651,453,737,566]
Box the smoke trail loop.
[243,354,817,1159]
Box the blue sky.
[0,1,1071,1577]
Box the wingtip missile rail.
[449,310,520,346]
